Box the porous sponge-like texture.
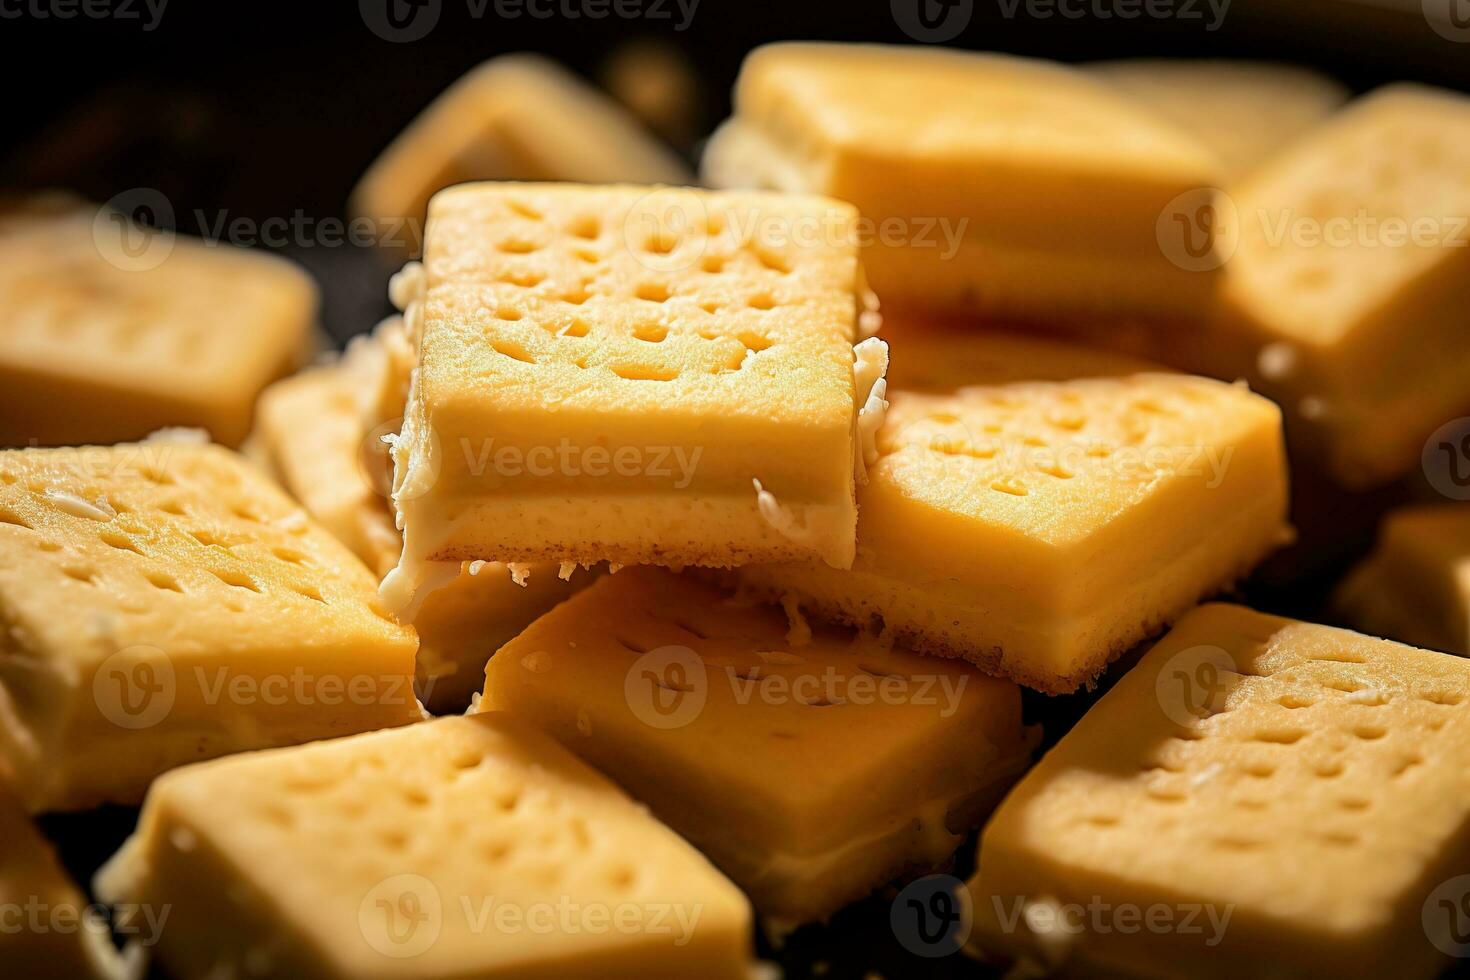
[969,603,1470,979]
[97,715,754,980]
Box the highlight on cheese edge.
[0,441,421,812]
[481,567,1034,926]
[380,182,887,615]
[96,714,756,980]
[966,603,1470,979]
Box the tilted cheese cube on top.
[481,567,1032,926]
[382,183,881,614]
[968,604,1470,979]
[96,714,756,980]
[1220,83,1470,488]
[702,42,1225,321]
[732,364,1290,694]
[0,442,421,811]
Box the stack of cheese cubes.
[2,42,1469,980]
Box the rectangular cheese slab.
[0,204,316,448]
[481,567,1032,926]
[1336,505,1470,656]
[250,341,586,714]
[1,784,132,979]
[1221,83,1470,487]
[95,714,755,980]
[733,367,1290,694]
[702,42,1224,320]
[350,54,691,257]
[967,603,1470,979]
[1089,59,1348,178]
[383,182,875,614]
[0,442,421,811]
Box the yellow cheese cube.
[0,442,420,811]
[250,356,586,714]
[967,603,1470,979]
[1,784,132,979]
[1220,84,1470,487]
[480,567,1032,925]
[96,714,755,980]
[1336,505,1470,656]
[0,208,316,448]
[733,372,1290,693]
[702,42,1224,320]
[350,54,691,257]
[1089,59,1348,178]
[383,182,873,613]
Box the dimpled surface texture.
[0,210,316,448]
[0,443,420,811]
[968,603,1470,979]
[735,371,1289,693]
[1221,84,1470,487]
[482,567,1030,923]
[95,714,754,980]
[388,182,864,602]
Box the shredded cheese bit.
[607,563,625,575]
[388,261,425,312]
[858,287,882,338]
[852,337,891,486]
[44,490,116,522]
[467,560,488,576]
[507,562,531,587]
[753,478,824,551]
[142,426,211,446]
[780,592,812,647]
[558,561,577,581]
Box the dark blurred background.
[3,0,1467,343]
